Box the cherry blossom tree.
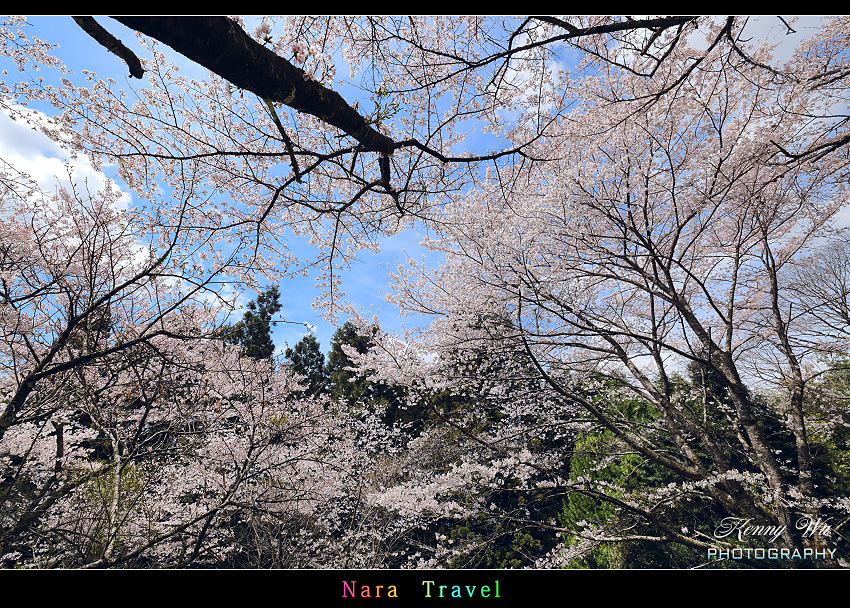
[0,145,428,570]
[342,17,850,567]
[10,16,802,316]
[0,159,372,567]
[3,15,850,568]
[4,17,848,309]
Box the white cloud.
[737,16,827,66]
[0,104,131,210]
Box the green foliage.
[445,485,564,568]
[806,359,850,498]
[221,286,282,359]
[559,380,715,569]
[366,85,400,128]
[285,334,328,395]
[325,321,374,402]
[554,361,850,568]
[417,329,571,568]
[324,322,407,420]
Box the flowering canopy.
[1,16,849,568]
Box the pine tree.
[222,286,282,360]
[325,321,375,402]
[285,334,328,395]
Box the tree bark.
[110,17,396,155]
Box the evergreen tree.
[285,334,328,395]
[325,321,411,427]
[325,321,375,403]
[222,286,282,360]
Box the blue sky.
[2,16,842,357]
[0,16,451,356]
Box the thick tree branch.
[110,16,396,154]
[73,16,145,79]
[531,15,697,39]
